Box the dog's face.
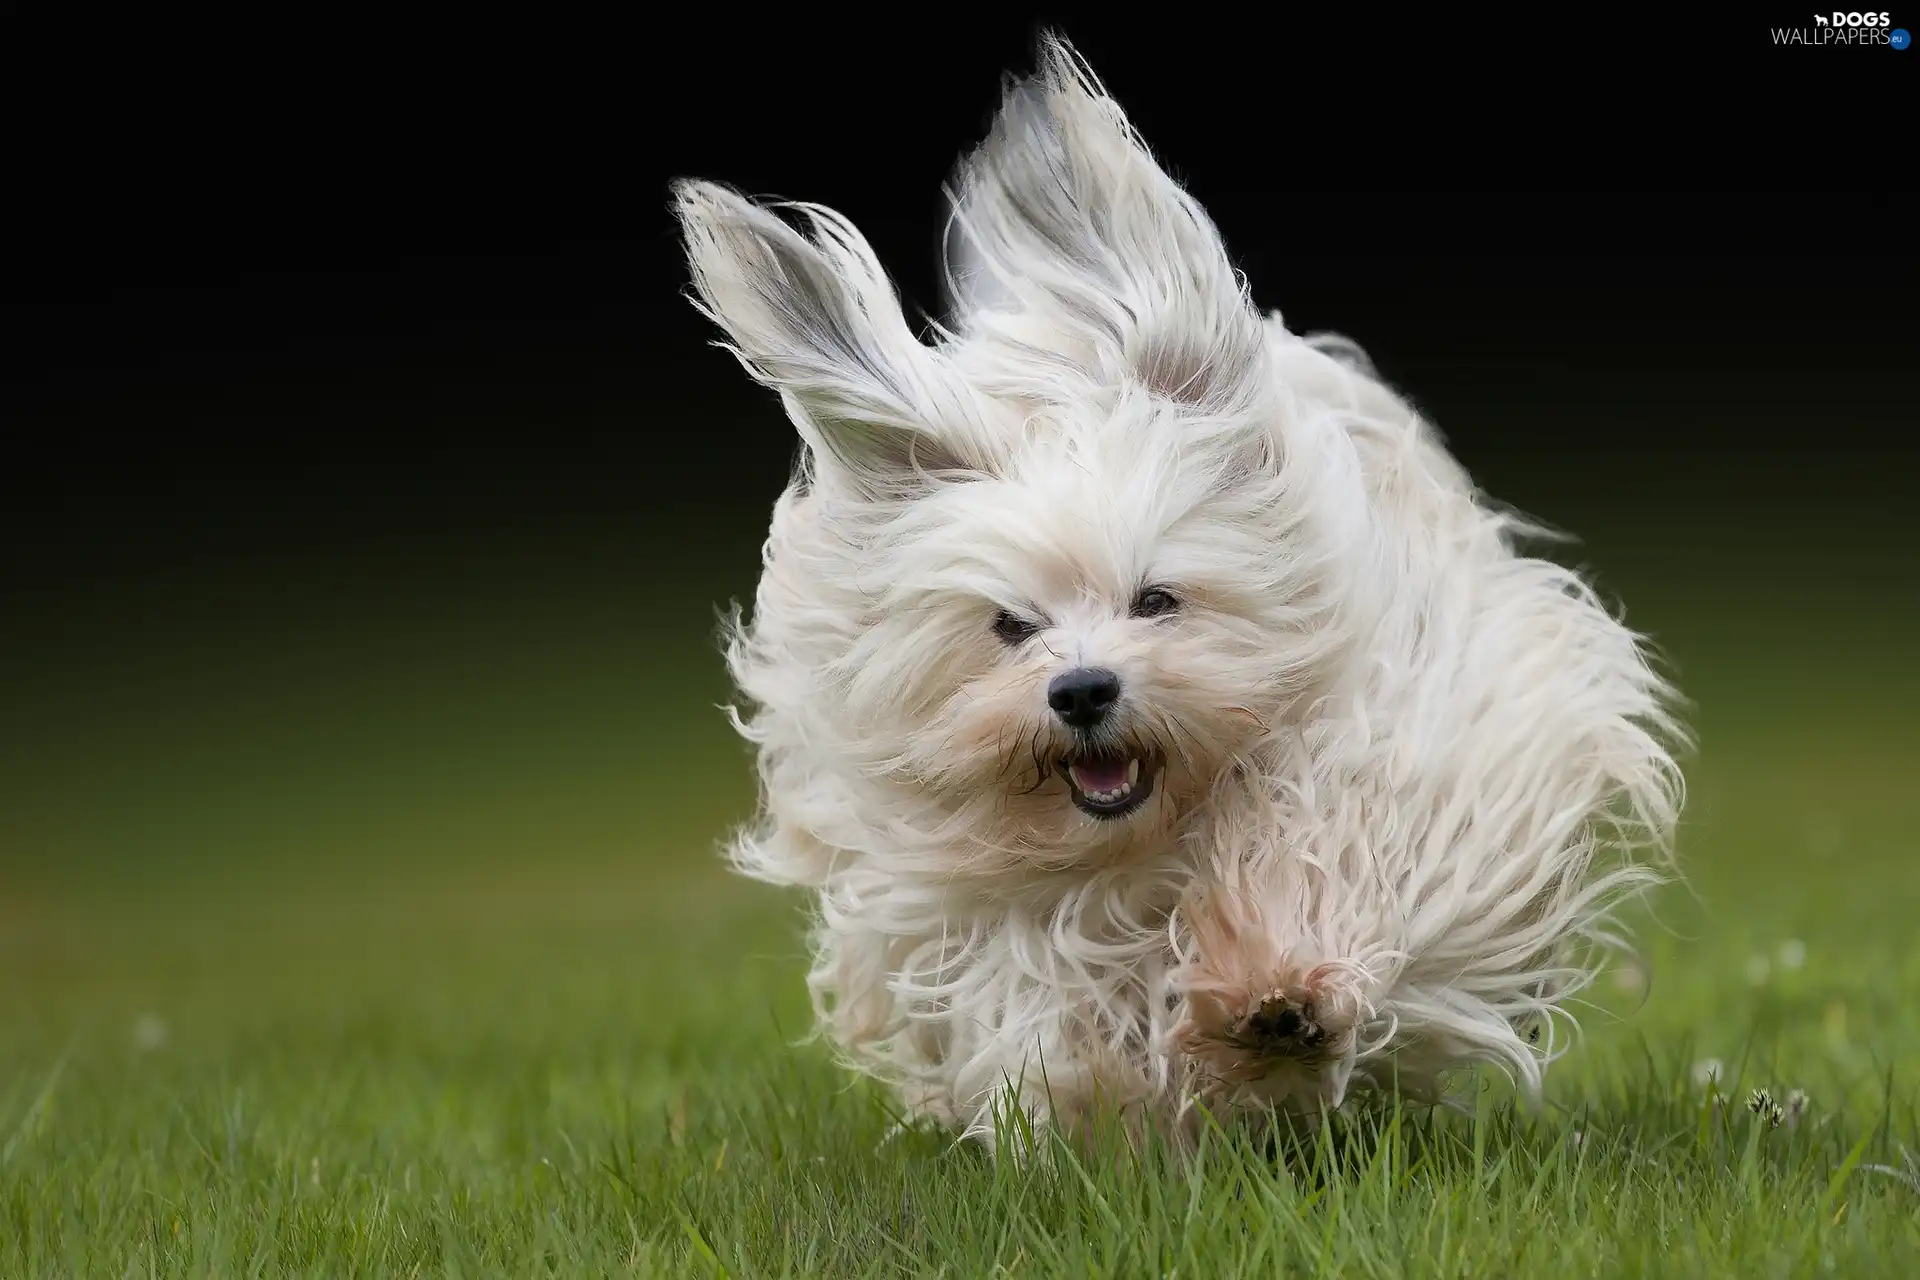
[677,41,1368,875]
[851,412,1352,870]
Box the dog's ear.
[674,180,988,499]
[943,35,1265,410]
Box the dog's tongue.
[1069,757,1131,794]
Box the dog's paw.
[1180,966,1351,1064]
[1229,987,1333,1059]
[1169,884,1373,1106]
[1172,960,1366,1105]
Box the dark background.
[2,20,1914,907]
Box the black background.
[5,16,1914,618]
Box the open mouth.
[1058,750,1161,820]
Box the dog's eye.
[992,611,1040,645]
[1130,588,1180,619]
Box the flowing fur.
[673,37,1686,1155]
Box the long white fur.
[673,37,1686,1154]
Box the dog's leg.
[1167,830,1381,1115]
[1173,936,1367,1109]
[942,995,1188,1163]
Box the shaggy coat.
[673,37,1686,1153]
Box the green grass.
[3,555,1919,1277]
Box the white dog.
[672,36,1686,1154]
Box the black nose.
[1047,667,1122,729]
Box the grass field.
[3,529,1918,1277]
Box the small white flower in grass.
[1777,939,1806,970]
[1747,1089,1785,1128]
[1692,1058,1725,1088]
[132,1014,169,1052]
[1745,954,1772,985]
[1784,1088,1809,1129]
[1569,1128,1586,1150]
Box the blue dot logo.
[1893,27,1912,49]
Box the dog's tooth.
[1126,758,1140,785]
